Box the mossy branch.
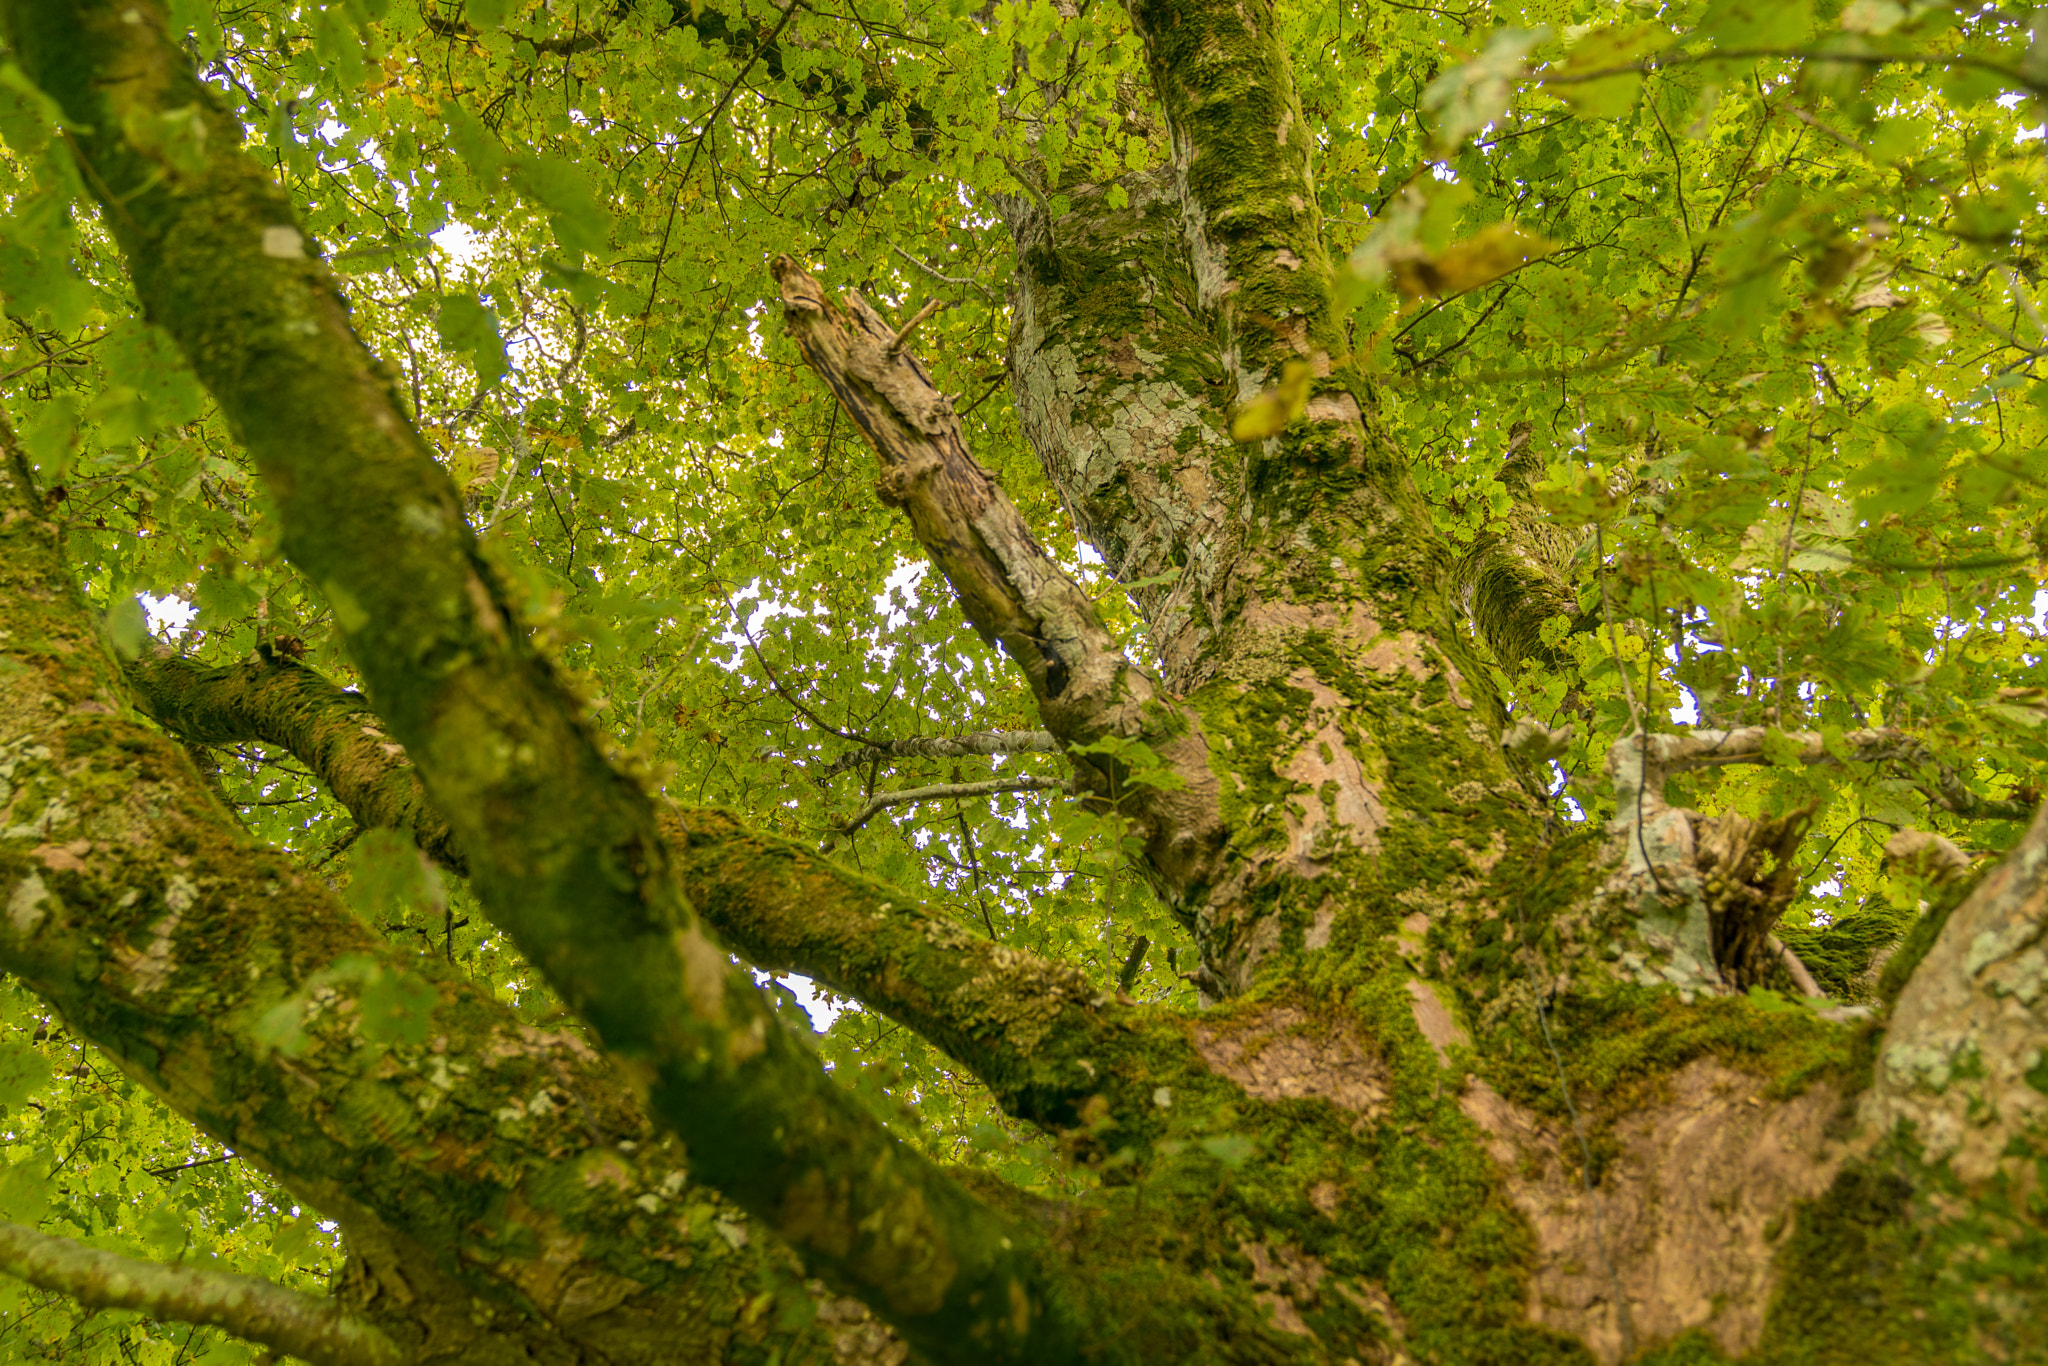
[0,1222,402,1366]
[816,728,1061,782]
[0,429,844,1363]
[833,774,1076,836]
[123,654,1204,1147]
[123,654,465,872]
[5,3,1067,1356]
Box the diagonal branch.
[816,728,1059,781]
[7,6,1066,1357]
[123,653,465,871]
[122,652,1201,1147]
[0,431,877,1365]
[772,259,1230,911]
[0,1221,402,1366]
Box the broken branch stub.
[771,257,1230,910]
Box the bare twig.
[889,298,944,352]
[1768,934,1825,998]
[890,243,997,303]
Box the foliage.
[1,0,2047,1357]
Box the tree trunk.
[0,1,2043,1364]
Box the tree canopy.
[0,0,2046,1362]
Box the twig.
[639,0,806,342]
[890,243,996,303]
[889,299,944,352]
[1767,934,1825,998]
[145,1152,238,1180]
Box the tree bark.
[2,0,2046,1363]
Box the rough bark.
[1,2,1077,1357]
[120,652,1217,1155]
[0,434,886,1364]
[5,0,2047,1362]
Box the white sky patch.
[143,592,196,638]
[755,970,842,1031]
[433,220,485,263]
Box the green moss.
[1774,900,1916,1000]
[1876,872,1982,1005]
[1476,987,1856,1177]
[1633,1330,1735,1364]
[1760,1137,2048,1365]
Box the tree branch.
[834,775,1075,836]
[123,653,466,873]
[1453,426,1597,675]
[0,430,868,1364]
[1633,724,2036,822]
[672,810,1205,1147]
[122,653,1200,1148]
[7,6,1065,1357]
[816,728,1059,781]
[772,258,1230,912]
[0,1222,402,1366]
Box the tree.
[0,0,2044,1360]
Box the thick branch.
[0,1222,402,1366]
[8,6,1062,1357]
[1865,802,2048,1181]
[1635,725,2035,822]
[0,437,865,1364]
[817,729,1059,781]
[773,258,1230,912]
[673,810,1206,1147]
[123,653,465,872]
[122,653,1199,1146]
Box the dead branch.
[772,257,1229,901]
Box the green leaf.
[511,155,612,258]
[436,292,509,389]
[1420,28,1548,153]
[358,969,437,1048]
[1695,0,1813,50]
[270,1215,318,1265]
[1556,23,1670,119]
[106,595,148,659]
[440,103,506,179]
[0,1160,49,1222]
[19,390,80,480]
[194,568,261,626]
[0,1040,51,1109]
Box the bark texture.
[3,0,2046,1362]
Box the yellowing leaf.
[449,444,501,490]
[1231,359,1315,442]
[1389,224,1554,301]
